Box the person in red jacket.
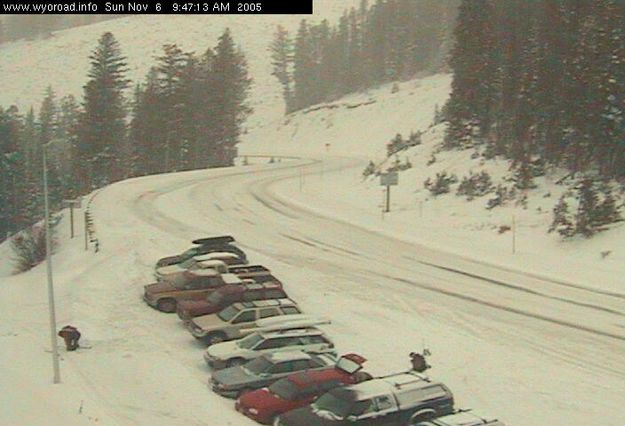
[58,325,81,351]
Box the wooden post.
[512,214,516,254]
[69,205,74,239]
[84,211,88,251]
[385,185,391,213]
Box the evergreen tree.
[55,95,81,195]
[154,43,190,172]
[548,196,575,237]
[77,32,129,192]
[130,69,166,176]
[39,86,57,147]
[0,106,24,238]
[211,29,252,166]
[292,20,315,111]
[445,0,498,148]
[270,25,294,113]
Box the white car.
[204,324,336,369]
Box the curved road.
[124,157,625,424]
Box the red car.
[235,353,368,424]
[176,281,287,320]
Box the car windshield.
[268,378,300,400]
[313,389,353,419]
[237,333,264,349]
[179,258,197,269]
[243,356,273,375]
[217,304,240,322]
[180,247,199,260]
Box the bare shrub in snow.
[10,222,58,274]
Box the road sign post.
[380,172,399,213]
[62,198,82,239]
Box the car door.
[254,336,300,355]
[349,395,398,426]
[266,361,296,383]
[229,309,257,338]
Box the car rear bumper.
[210,379,239,398]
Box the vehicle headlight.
[248,408,259,415]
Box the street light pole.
[43,144,61,384]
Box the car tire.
[156,298,177,313]
[227,357,246,367]
[205,332,227,346]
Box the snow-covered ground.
[2,8,625,426]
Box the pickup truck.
[274,371,454,425]
[143,269,244,313]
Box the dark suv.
[275,371,454,425]
[177,281,287,320]
[156,236,247,267]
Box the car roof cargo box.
[192,236,235,246]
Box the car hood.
[280,405,342,425]
[212,365,258,388]
[157,254,182,266]
[144,281,176,294]
[206,340,242,360]
[193,313,227,330]
[239,387,285,411]
[156,264,184,277]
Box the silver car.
[210,351,337,398]
[204,325,336,369]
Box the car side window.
[374,395,394,411]
[269,361,294,374]
[192,279,210,289]
[259,308,279,319]
[281,306,301,315]
[265,289,285,299]
[231,310,256,324]
[256,337,290,350]
[242,292,259,302]
[351,400,373,416]
[291,359,311,371]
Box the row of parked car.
[143,236,505,426]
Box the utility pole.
[43,144,61,384]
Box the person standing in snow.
[410,352,430,372]
[58,325,81,351]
